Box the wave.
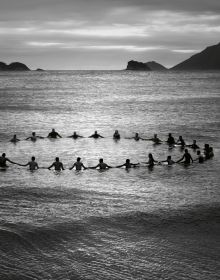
[0,204,219,248]
[0,204,219,280]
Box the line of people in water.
[9,129,205,149]
[0,144,214,171]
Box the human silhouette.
[88,131,104,138]
[10,134,20,143]
[26,132,44,141]
[89,158,112,169]
[48,157,64,170]
[116,159,139,169]
[160,155,175,165]
[166,133,175,145]
[68,131,83,139]
[194,151,204,163]
[0,153,17,167]
[142,153,158,167]
[176,136,186,147]
[176,149,193,164]
[47,129,62,138]
[188,140,199,149]
[17,156,39,170]
[69,157,87,170]
[113,130,120,140]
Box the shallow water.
[0,70,220,280]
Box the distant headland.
[0,62,30,71]
[0,62,45,71]
[126,42,220,71]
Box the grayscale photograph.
[0,0,220,279]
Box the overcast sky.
[0,0,220,69]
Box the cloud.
[0,0,220,69]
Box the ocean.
[0,70,220,280]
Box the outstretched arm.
[48,163,54,170]
[176,156,184,163]
[57,133,62,138]
[131,163,140,166]
[69,163,75,170]
[116,163,125,168]
[16,162,29,167]
[82,164,87,170]
[6,158,17,165]
[89,164,99,169]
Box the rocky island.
[0,62,30,71]
[126,60,167,71]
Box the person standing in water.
[10,135,20,143]
[188,140,199,150]
[142,153,158,167]
[145,134,162,144]
[88,131,104,139]
[26,132,44,141]
[127,133,145,141]
[176,149,193,165]
[68,131,84,139]
[69,157,87,170]
[166,133,175,146]
[17,156,39,170]
[89,158,112,170]
[160,155,175,165]
[194,151,204,163]
[116,159,139,169]
[176,136,186,147]
[0,153,17,167]
[113,130,120,140]
[47,129,62,139]
[48,157,64,171]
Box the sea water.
[0,70,220,280]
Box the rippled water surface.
[0,70,220,280]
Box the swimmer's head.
[31,156,35,161]
[126,159,130,163]
[77,157,81,161]
[99,158,103,163]
[2,153,6,157]
[55,157,59,161]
